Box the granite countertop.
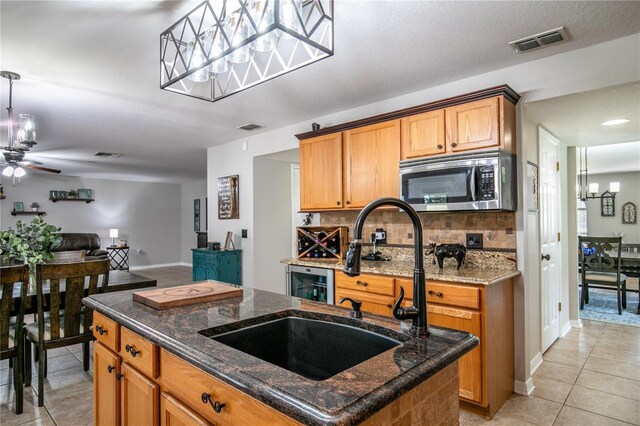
[84,288,478,425]
[281,258,521,286]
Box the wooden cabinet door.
[401,110,446,159]
[335,288,394,318]
[344,120,400,208]
[299,132,343,210]
[94,342,121,426]
[446,97,499,152]
[120,363,159,426]
[427,304,482,404]
[160,393,210,426]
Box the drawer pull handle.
[115,373,123,381]
[428,290,443,298]
[125,344,140,357]
[95,325,107,335]
[201,393,226,413]
[107,365,115,374]
[437,144,443,149]
[356,280,368,287]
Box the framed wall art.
[13,201,24,212]
[526,161,539,212]
[194,199,201,232]
[218,175,239,220]
[622,202,637,224]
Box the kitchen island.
[84,286,478,425]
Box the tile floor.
[1,266,639,426]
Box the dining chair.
[24,259,109,407]
[579,236,627,315]
[0,264,29,414]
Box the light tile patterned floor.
[1,267,639,425]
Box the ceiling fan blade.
[22,159,44,165]
[25,164,62,174]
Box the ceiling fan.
[1,70,62,177]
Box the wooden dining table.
[8,270,157,315]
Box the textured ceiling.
[1,1,640,182]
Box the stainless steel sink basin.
[200,314,403,381]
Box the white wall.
[585,171,640,242]
[0,174,183,268]
[253,157,293,292]
[180,179,207,264]
[206,34,640,389]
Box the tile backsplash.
[319,210,516,250]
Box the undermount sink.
[200,313,404,381]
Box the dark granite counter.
[282,258,520,286]
[84,288,478,425]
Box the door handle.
[470,166,478,202]
[541,254,551,261]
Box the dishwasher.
[286,265,334,304]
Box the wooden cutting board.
[132,281,243,310]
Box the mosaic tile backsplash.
[319,210,516,250]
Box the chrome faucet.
[343,197,429,336]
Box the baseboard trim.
[561,321,572,337]
[130,262,189,271]
[570,319,583,329]
[514,378,535,396]
[530,351,543,375]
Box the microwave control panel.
[479,166,495,200]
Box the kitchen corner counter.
[84,288,478,425]
[281,258,520,286]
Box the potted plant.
[30,202,40,212]
[68,190,77,199]
[0,216,62,290]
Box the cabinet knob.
[427,290,443,298]
[387,304,392,309]
[336,201,341,206]
[201,393,226,413]
[95,325,106,335]
[125,344,140,357]
[115,373,123,381]
[107,365,115,373]
[451,142,458,148]
[437,144,443,149]
[346,201,351,205]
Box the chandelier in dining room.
[160,0,333,103]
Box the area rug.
[579,288,640,327]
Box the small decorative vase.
[32,208,38,212]
[28,272,37,295]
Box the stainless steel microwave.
[399,149,517,212]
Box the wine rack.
[296,226,348,260]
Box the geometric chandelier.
[160,0,333,103]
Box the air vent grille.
[95,152,124,158]
[509,27,568,53]
[236,123,263,131]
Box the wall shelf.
[11,211,46,216]
[50,198,94,204]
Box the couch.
[50,233,109,261]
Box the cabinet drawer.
[396,279,480,310]
[92,311,120,353]
[335,288,394,317]
[193,252,206,265]
[336,273,394,296]
[160,350,300,426]
[121,327,158,379]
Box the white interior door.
[540,127,561,352]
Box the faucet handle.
[393,286,419,321]
[339,297,363,319]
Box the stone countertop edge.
[282,258,521,286]
[83,292,479,426]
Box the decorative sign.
[526,161,539,212]
[218,175,239,219]
[622,202,637,224]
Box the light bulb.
[13,167,26,178]
[2,165,14,177]
[205,27,229,74]
[225,12,251,64]
[186,39,210,82]
[589,183,599,194]
[277,0,302,39]
[609,181,620,193]
[250,0,275,52]
[601,119,629,126]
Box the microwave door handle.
[470,166,478,201]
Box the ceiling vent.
[509,27,569,53]
[236,123,263,131]
[95,152,124,158]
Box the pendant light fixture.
[577,146,620,201]
[160,0,333,103]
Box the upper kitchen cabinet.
[300,132,343,210]
[445,96,516,154]
[344,120,401,209]
[400,110,446,160]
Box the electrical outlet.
[374,228,387,244]
[241,229,248,238]
[466,233,483,250]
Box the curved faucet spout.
[342,197,429,336]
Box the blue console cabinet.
[191,249,242,285]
